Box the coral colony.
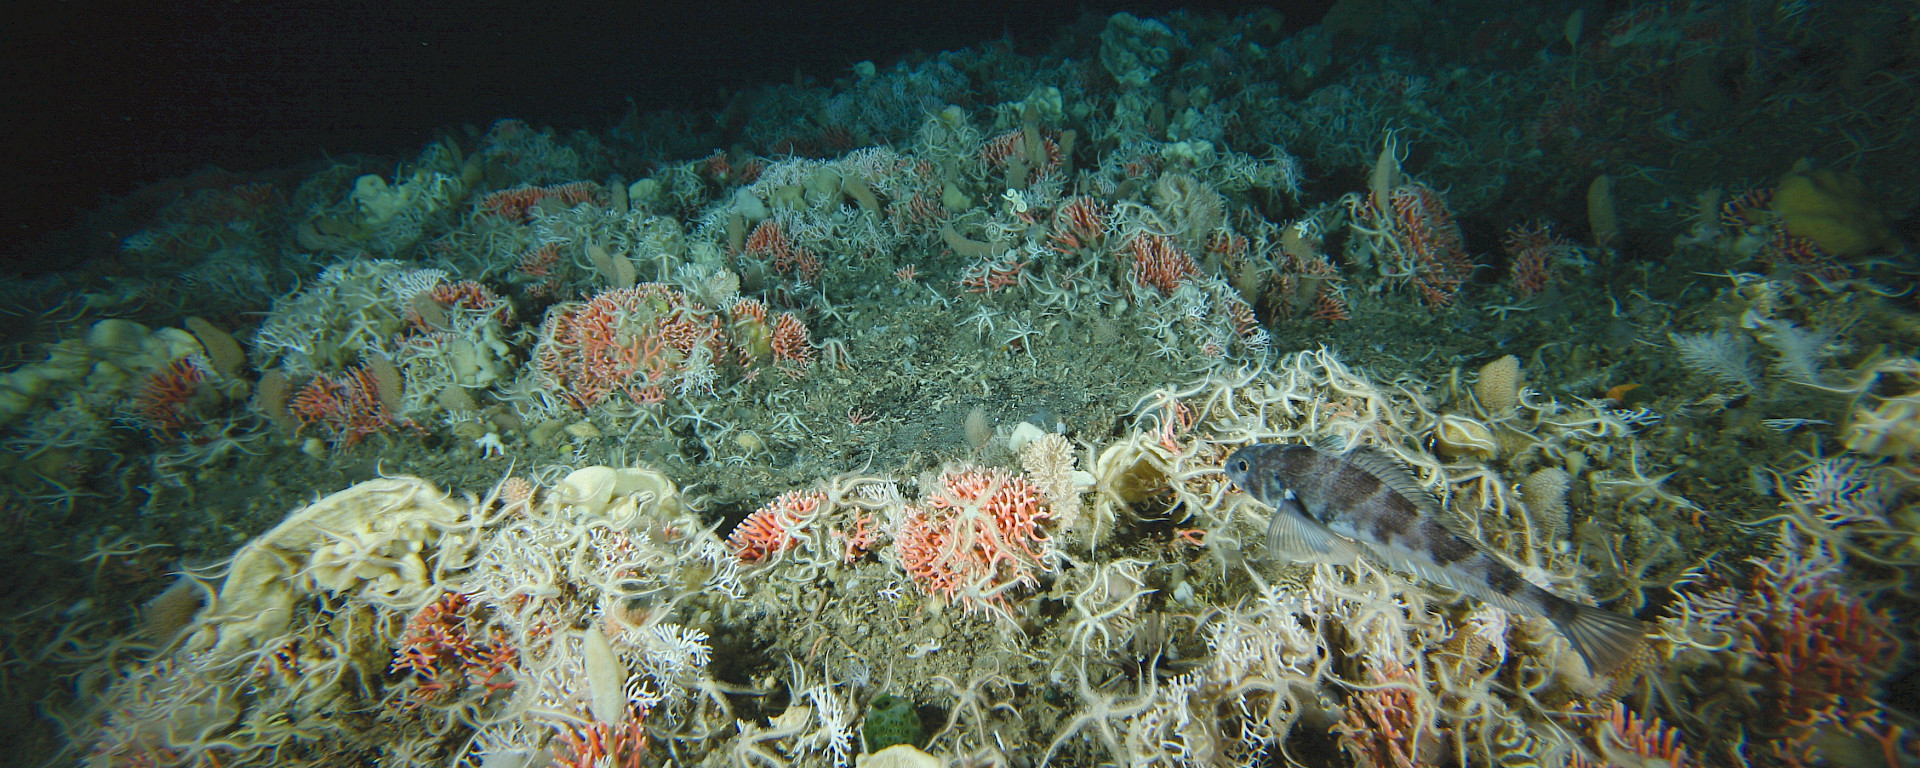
[2,4,1916,768]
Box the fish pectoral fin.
[1266,502,1360,566]
[1429,508,1484,543]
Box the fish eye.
[1231,458,1248,473]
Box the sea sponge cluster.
[0,319,206,428]
[1433,412,1498,460]
[86,464,715,766]
[1097,13,1178,88]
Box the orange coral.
[553,707,650,768]
[1049,196,1110,254]
[1595,702,1688,768]
[1503,219,1570,297]
[389,592,518,708]
[532,284,723,408]
[130,357,211,436]
[1334,660,1437,768]
[1389,184,1474,309]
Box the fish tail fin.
[1552,601,1649,677]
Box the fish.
[1223,441,1648,676]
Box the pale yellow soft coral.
[303,516,441,600]
[1844,389,1920,459]
[1017,428,1088,536]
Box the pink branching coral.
[515,243,562,277]
[532,284,724,408]
[981,130,1062,175]
[419,279,514,326]
[1665,530,1905,766]
[1741,549,1900,762]
[1389,184,1474,308]
[552,707,650,768]
[728,490,826,563]
[534,284,816,405]
[479,181,601,221]
[1048,196,1110,254]
[129,357,213,437]
[743,219,791,261]
[770,312,815,378]
[1502,219,1572,297]
[1127,234,1200,297]
[835,513,881,563]
[1593,702,1689,768]
[1270,219,1350,322]
[1333,660,1438,768]
[1351,182,1475,309]
[288,363,409,446]
[896,467,1053,611]
[742,219,821,283]
[959,253,1029,293]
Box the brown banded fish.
[1223,442,1647,676]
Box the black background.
[3,0,1330,271]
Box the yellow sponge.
[1771,166,1894,257]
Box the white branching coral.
[619,623,714,707]
[1669,330,1759,389]
[1755,318,1837,384]
[1789,458,1886,526]
[253,259,443,375]
[801,680,857,767]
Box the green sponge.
[862,694,921,752]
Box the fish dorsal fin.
[1266,495,1361,566]
[1339,445,1485,541]
[1342,447,1443,515]
[1311,434,1350,453]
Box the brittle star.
[1485,302,1536,321]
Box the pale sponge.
[551,465,682,523]
[0,318,205,426]
[1475,354,1524,413]
[1019,431,1087,535]
[1519,467,1573,541]
[189,475,465,656]
[1844,390,1920,458]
